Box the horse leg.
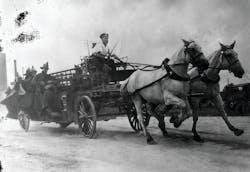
[182,96,192,121]
[191,98,204,142]
[163,91,186,128]
[212,95,244,136]
[148,104,168,137]
[133,96,156,144]
[156,114,168,137]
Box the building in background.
[0,52,7,92]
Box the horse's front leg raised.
[212,95,244,136]
[173,96,192,128]
[163,91,186,128]
[133,95,157,144]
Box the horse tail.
[119,78,129,95]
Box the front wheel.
[18,110,30,132]
[77,96,97,138]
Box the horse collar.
[163,63,190,81]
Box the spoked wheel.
[18,110,30,132]
[127,103,150,132]
[77,96,97,138]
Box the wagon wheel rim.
[127,104,150,132]
[77,96,96,138]
[18,111,30,132]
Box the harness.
[195,50,239,84]
[133,60,190,94]
[130,43,204,94]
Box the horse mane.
[202,49,222,82]
[169,46,185,64]
[207,49,221,63]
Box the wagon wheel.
[18,110,30,132]
[127,104,150,132]
[77,96,97,138]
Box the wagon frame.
[2,56,153,138]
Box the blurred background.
[0,0,250,88]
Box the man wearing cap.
[93,33,110,56]
[90,33,117,85]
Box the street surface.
[0,106,250,172]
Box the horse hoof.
[193,135,204,143]
[147,139,157,145]
[234,129,244,136]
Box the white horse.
[153,41,245,142]
[188,41,245,142]
[120,39,209,144]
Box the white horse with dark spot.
[153,41,245,142]
[120,40,209,144]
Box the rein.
[197,51,239,84]
[207,51,239,70]
[133,62,190,94]
[139,65,161,71]
[132,44,201,94]
[138,62,189,71]
[133,73,169,94]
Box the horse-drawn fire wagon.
[1,55,152,138]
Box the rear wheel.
[18,110,30,132]
[127,103,150,132]
[77,96,97,138]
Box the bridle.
[167,43,204,67]
[139,43,204,71]
[185,46,204,64]
[162,44,205,81]
[207,49,239,71]
[198,49,240,84]
[132,43,205,94]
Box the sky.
[0,0,250,88]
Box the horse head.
[182,39,209,71]
[219,41,245,78]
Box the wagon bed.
[1,57,153,138]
